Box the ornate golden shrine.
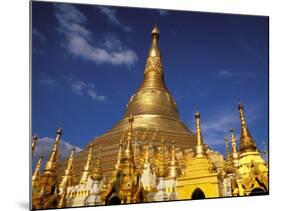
[31,26,268,209]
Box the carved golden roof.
[238,103,257,153]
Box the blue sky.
[32,2,268,158]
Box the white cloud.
[199,103,262,148]
[201,111,239,147]
[68,77,107,101]
[54,4,137,66]
[32,29,46,43]
[217,70,255,78]
[39,78,55,85]
[159,9,169,16]
[218,70,234,77]
[71,80,87,95]
[98,6,120,25]
[88,89,106,101]
[97,6,133,32]
[32,136,82,171]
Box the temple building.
[31,26,268,209]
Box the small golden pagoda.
[32,128,62,209]
[233,103,268,196]
[176,112,220,200]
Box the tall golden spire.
[195,111,206,158]
[32,155,43,187]
[43,128,62,175]
[143,140,151,169]
[224,136,230,161]
[148,25,161,58]
[79,144,93,184]
[32,135,38,158]
[103,25,192,136]
[91,145,103,181]
[59,148,75,189]
[157,137,167,177]
[57,180,68,209]
[167,140,181,178]
[123,25,181,120]
[124,114,134,161]
[230,129,239,168]
[115,132,125,170]
[238,103,257,153]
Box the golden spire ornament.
[148,25,161,58]
[123,25,181,121]
[57,181,68,209]
[32,155,43,188]
[167,140,181,178]
[157,137,167,177]
[115,132,125,171]
[230,129,239,168]
[59,148,75,189]
[79,144,93,184]
[32,135,38,158]
[195,111,206,158]
[224,136,230,161]
[91,145,103,181]
[115,135,124,171]
[238,102,257,153]
[124,114,134,162]
[43,128,62,175]
[143,140,151,169]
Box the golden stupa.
[32,25,268,209]
[58,25,196,180]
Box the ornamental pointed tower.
[115,136,124,171]
[79,144,93,184]
[176,112,220,200]
[91,146,103,181]
[124,115,135,164]
[85,146,103,206]
[57,180,68,209]
[32,135,38,158]
[33,128,62,209]
[238,103,257,153]
[235,103,268,195]
[195,111,206,158]
[59,148,75,190]
[107,25,190,133]
[143,141,151,170]
[224,136,230,161]
[32,155,43,188]
[167,140,181,178]
[42,128,62,177]
[154,137,168,201]
[157,137,167,177]
[230,129,239,168]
